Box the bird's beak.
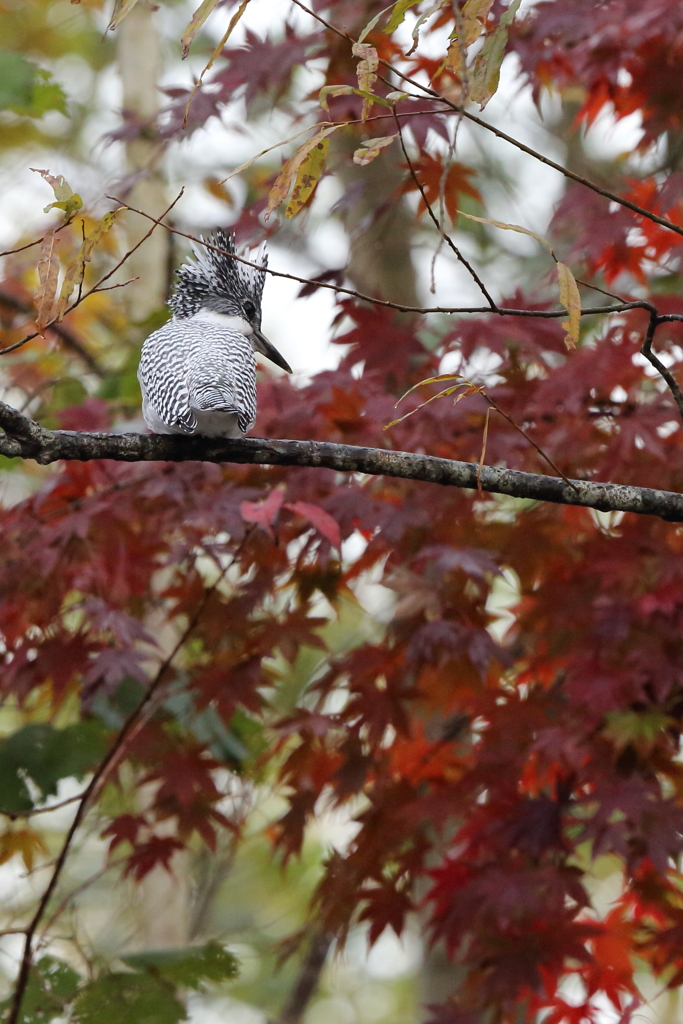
[252,327,292,374]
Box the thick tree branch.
[1,402,683,523]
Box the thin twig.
[289,0,683,240]
[477,406,491,494]
[277,931,333,1024]
[0,223,70,259]
[103,200,679,322]
[5,536,241,1024]
[36,856,128,946]
[94,276,139,293]
[0,289,105,376]
[573,277,629,304]
[483,395,579,491]
[393,112,496,308]
[0,191,184,360]
[0,792,86,820]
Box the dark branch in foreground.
[1,402,683,523]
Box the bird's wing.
[138,320,197,434]
[185,328,257,432]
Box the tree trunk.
[116,0,169,322]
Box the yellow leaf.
[181,0,222,58]
[181,0,251,129]
[442,0,495,75]
[385,373,481,429]
[266,126,339,220]
[557,262,581,349]
[35,229,60,334]
[0,827,48,872]
[56,210,120,321]
[30,167,82,220]
[319,85,391,112]
[353,134,397,166]
[469,0,522,108]
[286,137,330,218]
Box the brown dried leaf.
[181,0,222,58]
[458,209,555,253]
[35,229,60,334]
[56,210,119,321]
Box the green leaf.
[0,721,108,812]
[385,0,422,34]
[122,941,239,989]
[318,85,391,112]
[603,710,672,756]
[0,956,80,1024]
[0,51,66,117]
[36,956,81,1004]
[72,973,184,1024]
[469,0,522,108]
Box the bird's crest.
[169,229,268,319]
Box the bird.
[137,229,291,437]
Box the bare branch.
[640,313,683,422]
[1,403,682,523]
[0,288,105,376]
[0,190,184,360]
[393,112,496,309]
[289,0,683,240]
[100,203,682,326]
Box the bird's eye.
[243,300,256,319]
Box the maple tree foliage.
[5,1,683,1023]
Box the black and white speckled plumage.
[169,229,267,321]
[138,315,257,436]
[138,229,288,438]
